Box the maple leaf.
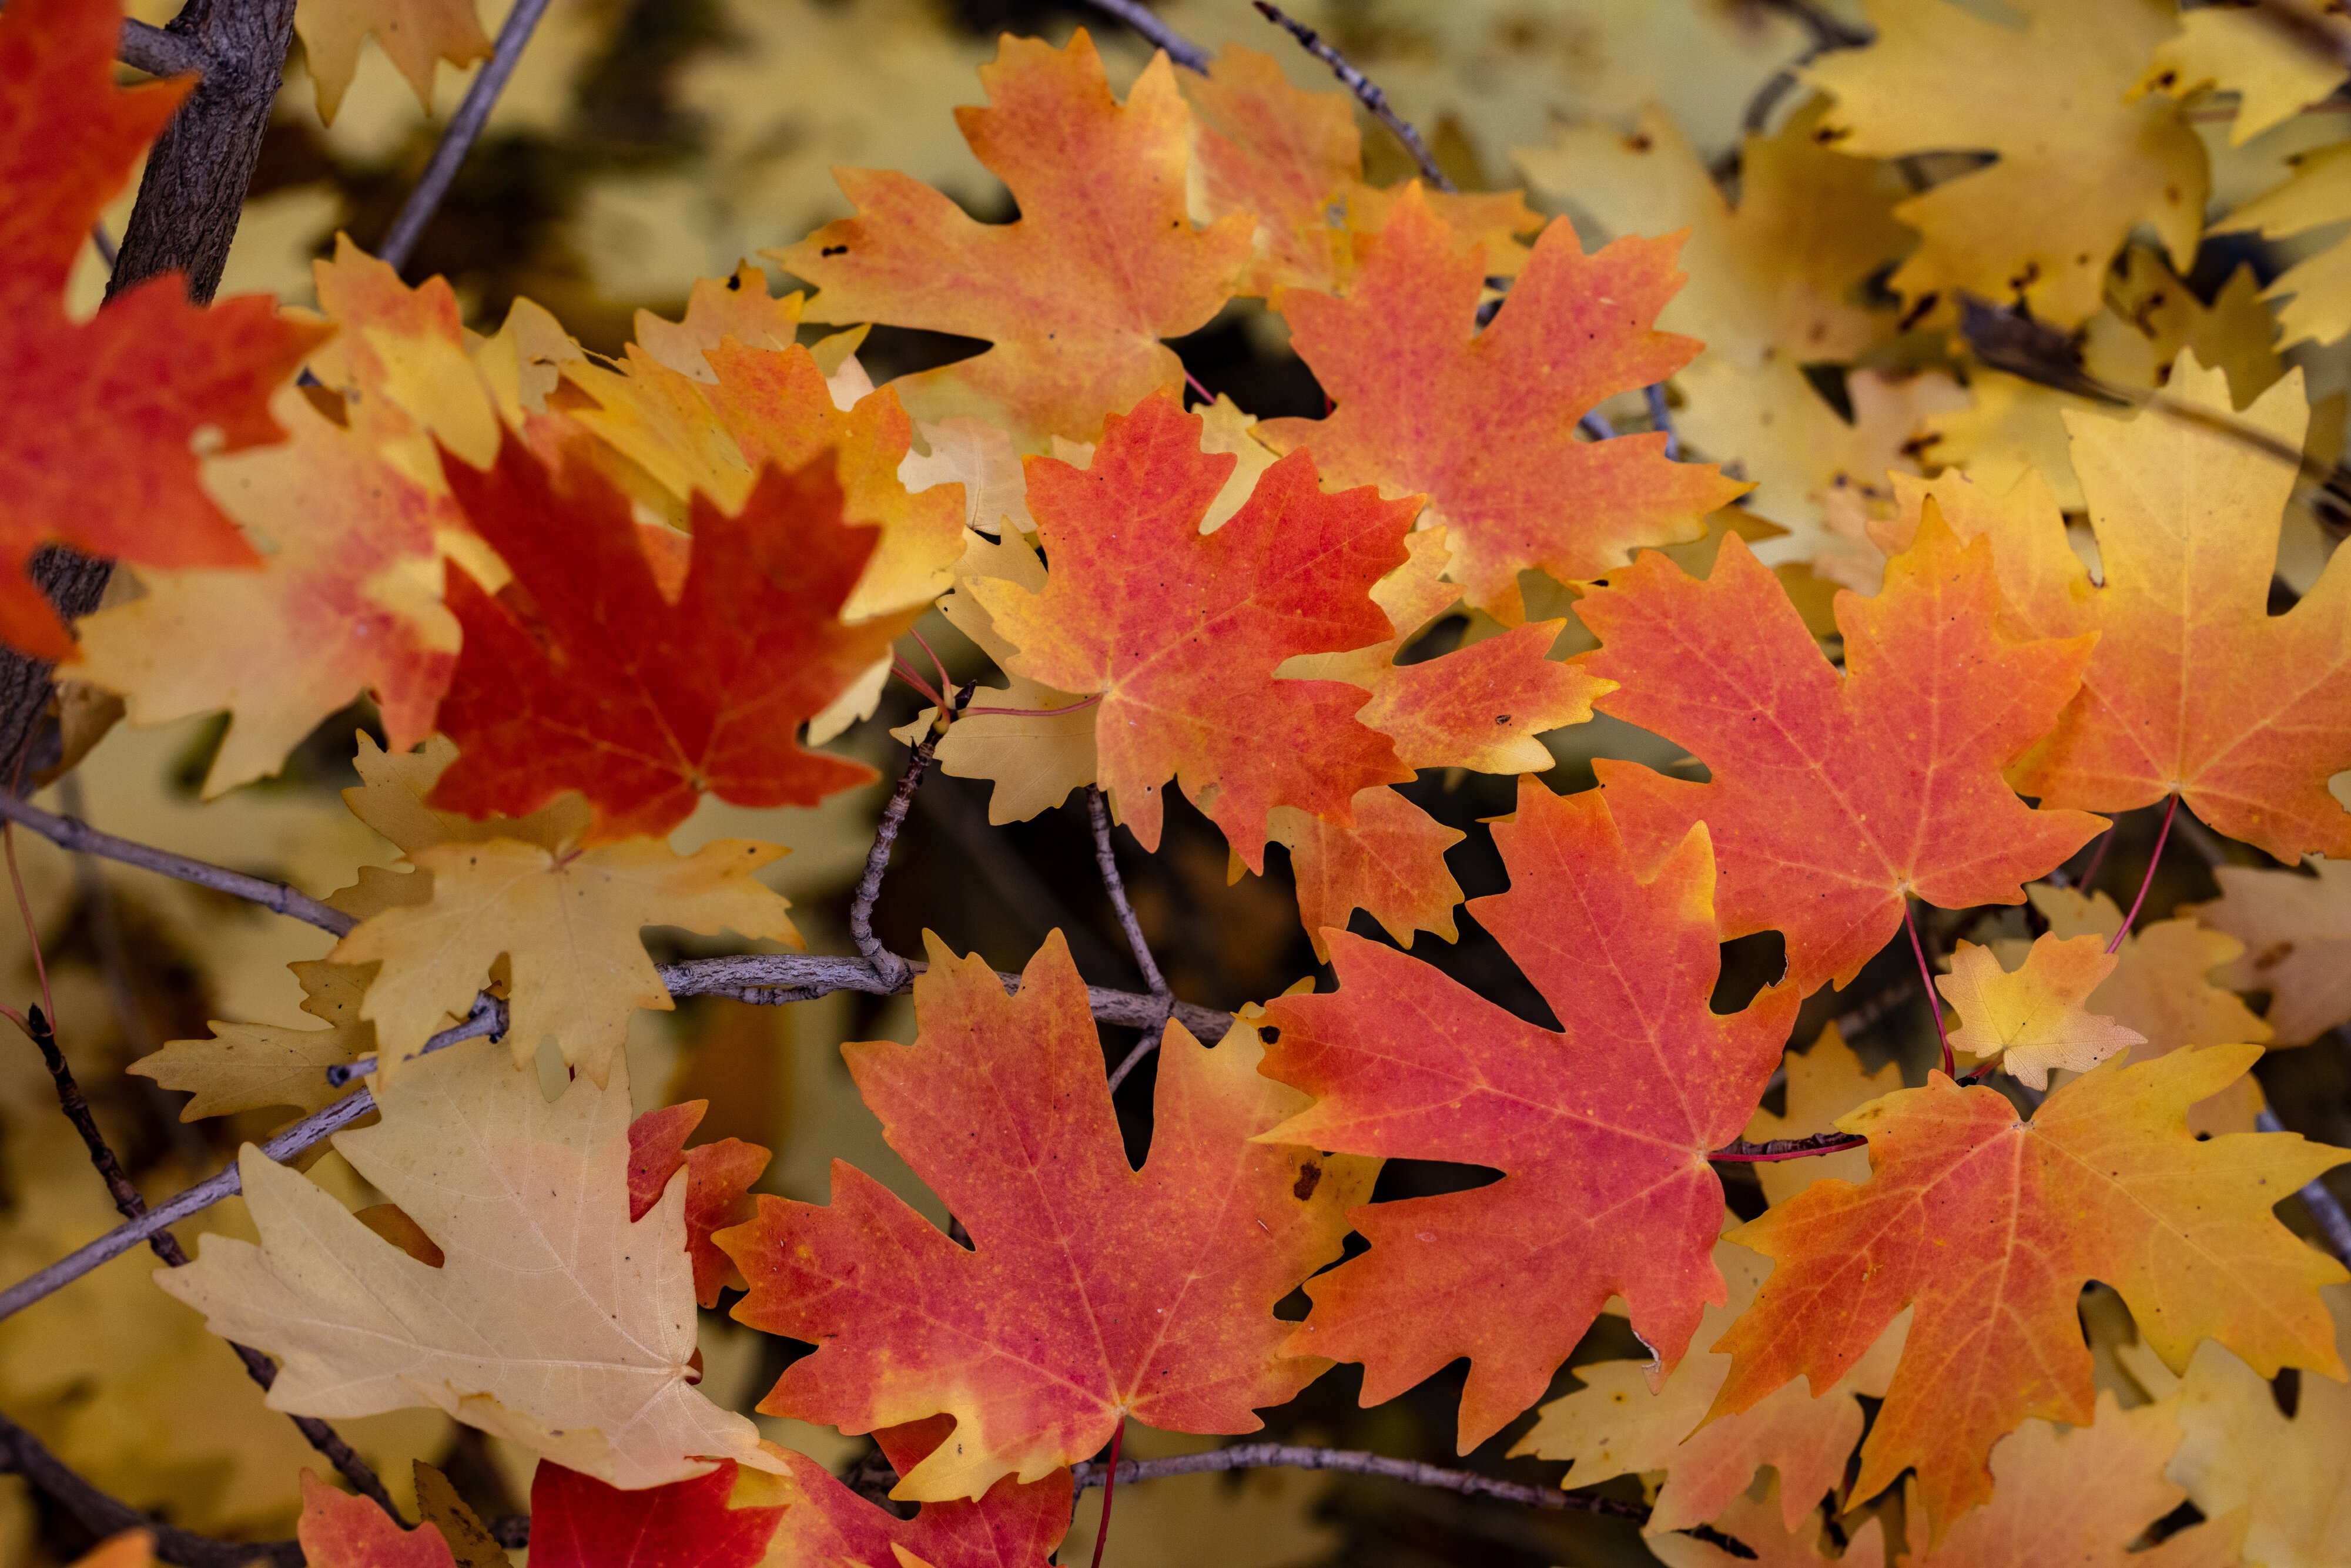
[2192,858,2351,1046]
[1803,0,2204,329]
[973,389,1418,870]
[426,428,918,842]
[2218,140,2351,349]
[528,1459,785,1567]
[1710,1046,2348,1540]
[2119,1288,2350,1568]
[297,1472,460,1568]
[156,1036,784,1489]
[1743,1026,1903,1206]
[565,321,966,620]
[2138,4,2343,146]
[1893,360,2351,860]
[293,0,491,123]
[627,1101,769,1308]
[329,734,798,1084]
[1937,934,2146,1090]
[1575,499,2102,993]
[1183,45,1538,297]
[771,31,1251,446]
[65,1536,157,1568]
[766,1418,1072,1568]
[1257,782,1799,1452]
[1646,1478,1888,1568]
[1270,788,1466,961]
[1257,183,1745,623]
[1512,1235,1907,1536]
[73,384,461,797]
[1911,247,2286,517]
[0,0,328,661]
[718,932,1374,1501]
[1901,1394,2245,1568]
[2021,883,2273,1136]
[1265,526,1606,955]
[130,960,376,1120]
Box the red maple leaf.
[718,932,1373,1501]
[1257,184,1744,624]
[974,388,1417,869]
[528,1460,785,1568]
[771,1418,1072,1568]
[1576,502,2105,992]
[427,430,920,840]
[1258,782,1799,1452]
[628,1102,769,1309]
[0,0,328,659]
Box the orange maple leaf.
[974,390,1418,870]
[427,431,918,841]
[627,1101,768,1309]
[1183,45,1539,297]
[1876,361,2351,860]
[768,1418,1071,1568]
[1576,501,2105,993]
[717,932,1374,1502]
[1257,183,1745,622]
[1258,782,1799,1453]
[772,32,1251,447]
[0,0,326,659]
[1710,1046,2348,1542]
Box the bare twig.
[15,1006,399,1514]
[1710,1130,1868,1163]
[851,682,975,989]
[1252,2,1456,193]
[117,18,210,78]
[2258,1108,2351,1263]
[0,1406,302,1568]
[1071,1442,1647,1520]
[377,0,555,272]
[1643,383,1680,461]
[0,790,354,935]
[1078,0,1210,72]
[1578,411,1617,441]
[1088,786,1170,1001]
[1831,973,1918,1039]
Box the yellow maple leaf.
[2136,3,2345,147]
[294,0,491,123]
[1804,0,2204,329]
[2118,1286,2350,1568]
[130,960,376,1121]
[1648,1477,1888,1568]
[1512,1234,1907,1536]
[156,1036,783,1487]
[2194,856,2351,1046]
[327,735,798,1083]
[1938,933,2146,1090]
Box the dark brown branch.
[1077,0,1210,72]
[1709,1131,1868,1164]
[118,18,211,78]
[1071,1443,1647,1520]
[0,1406,302,1568]
[18,1006,398,1513]
[1252,2,1456,193]
[1090,785,1176,1093]
[850,682,974,989]
[0,790,356,935]
[2259,1108,2351,1262]
[377,0,554,271]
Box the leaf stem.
[851,682,976,989]
[2108,793,2179,955]
[1904,899,1954,1077]
[1087,1420,1125,1568]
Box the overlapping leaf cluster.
[11,0,2351,1564]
